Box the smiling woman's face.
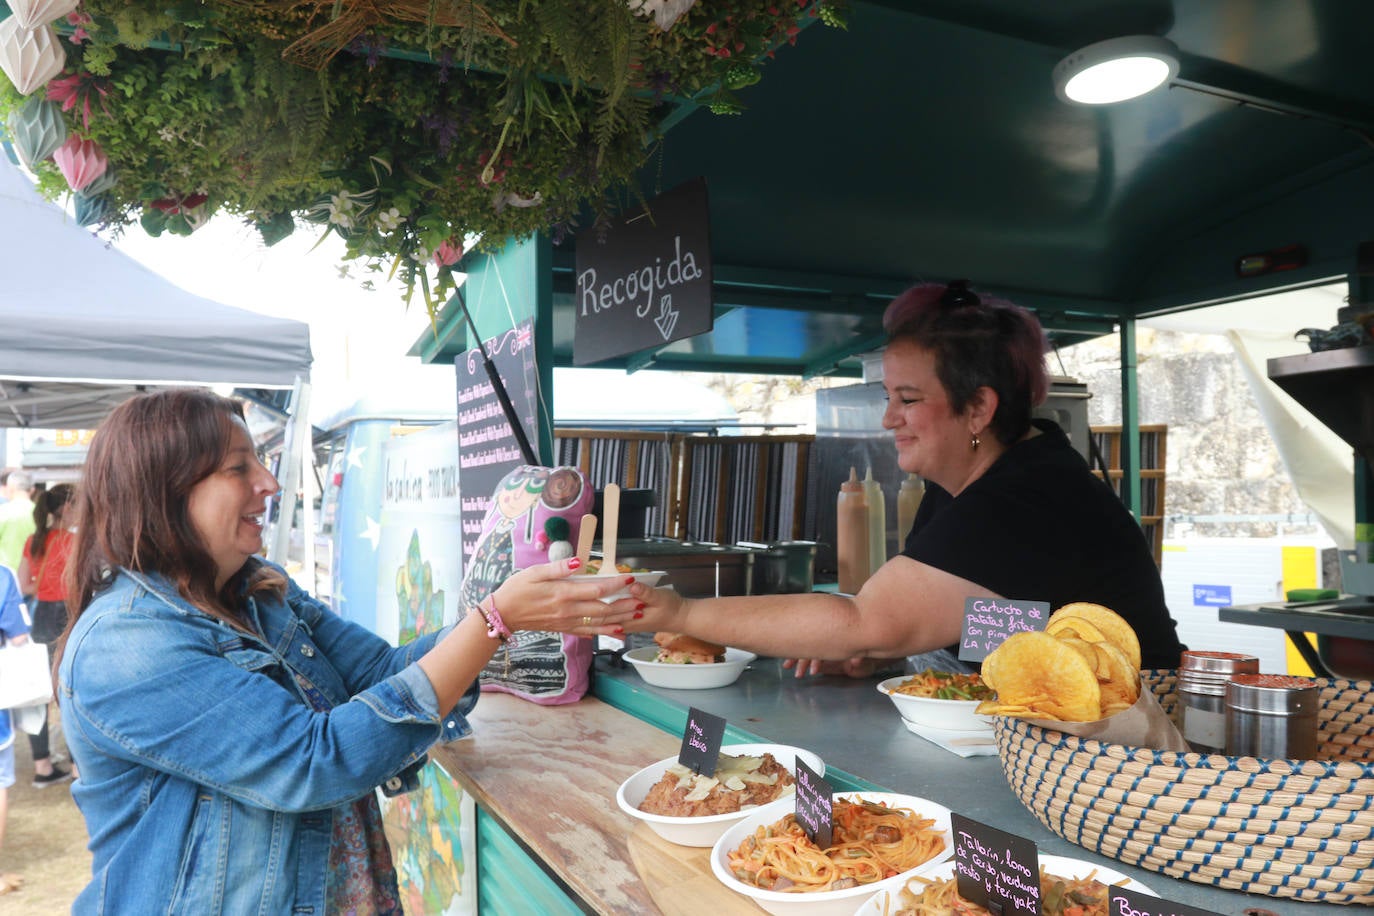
[880,338,969,486]
[186,418,280,588]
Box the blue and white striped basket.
[993,670,1374,905]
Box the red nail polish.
[635,602,646,611]
[633,611,644,620]
[625,575,635,584]
[568,557,582,569]
[614,627,626,636]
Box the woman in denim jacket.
[55,389,639,914]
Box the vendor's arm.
[627,553,988,661]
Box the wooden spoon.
[574,513,597,572]
[600,483,620,574]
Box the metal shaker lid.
[1180,651,1261,675]
[1226,673,1320,715]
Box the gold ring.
[581,616,593,626]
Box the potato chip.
[1090,641,1140,708]
[1045,616,1107,644]
[1050,602,1142,670]
[980,632,1100,721]
[1055,635,1100,673]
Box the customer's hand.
[491,557,645,637]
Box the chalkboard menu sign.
[572,177,713,366]
[793,759,834,850]
[958,597,1050,663]
[951,813,1040,916]
[677,707,725,776]
[1112,886,1221,916]
[454,318,539,567]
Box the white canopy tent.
[0,151,312,430]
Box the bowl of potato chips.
[976,603,1142,723]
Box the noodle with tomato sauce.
[727,797,945,893]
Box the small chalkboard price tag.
[958,597,1050,663]
[951,813,1040,916]
[792,758,834,850]
[677,707,726,776]
[1110,885,1222,916]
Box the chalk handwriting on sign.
[453,319,538,566]
[1111,885,1222,916]
[958,597,1050,663]
[573,177,713,366]
[793,759,833,850]
[951,813,1040,916]
[677,707,725,776]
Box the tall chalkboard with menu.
[454,318,539,566]
[573,177,714,365]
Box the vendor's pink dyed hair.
[881,281,1049,445]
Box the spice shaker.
[1225,673,1320,759]
[1177,650,1259,754]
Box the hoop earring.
[971,434,981,451]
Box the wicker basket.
[993,671,1374,905]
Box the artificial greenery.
[0,0,845,310]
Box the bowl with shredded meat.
[616,743,824,847]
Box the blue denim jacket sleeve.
[62,575,478,813]
[0,566,28,639]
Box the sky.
[112,215,457,419]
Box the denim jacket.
[58,560,477,915]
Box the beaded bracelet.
[476,597,511,643]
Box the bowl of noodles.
[877,670,995,733]
[854,853,1156,915]
[709,791,955,916]
[616,742,824,847]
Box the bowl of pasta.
[709,791,955,916]
[616,743,824,847]
[877,670,995,732]
[854,854,1156,915]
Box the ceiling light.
[1054,36,1180,105]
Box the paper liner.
[1023,675,1191,751]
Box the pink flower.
[432,239,463,267]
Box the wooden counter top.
[429,691,764,914]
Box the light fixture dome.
[1054,35,1179,105]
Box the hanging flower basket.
[0,0,846,310]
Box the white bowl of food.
[709,791,954,916]
[622,633,756,689]
[615,743,825,847]
[877,671,995,733]
[854,853,1156,914]
[578,569,666,601]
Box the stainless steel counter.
[593,653,1360,915]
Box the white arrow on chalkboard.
[654,294,679,340]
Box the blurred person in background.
[0,471,35,573]
[0,561,30,896]
[18,484,75,788]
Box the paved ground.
[3,705,90,914]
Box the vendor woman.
[626,280,1185,675]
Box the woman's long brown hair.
[56,389,286,668]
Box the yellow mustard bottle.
[837,467,871,594]
[897,473,925,547]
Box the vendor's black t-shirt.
[902,419,1185,669]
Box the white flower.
[413,244,429,261]
[327,204,354,228]
[376,207,403,232]
[330,191,356,213]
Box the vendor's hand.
[621,580,686,634]
[491,557,645,638]
[781,656,880,679]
